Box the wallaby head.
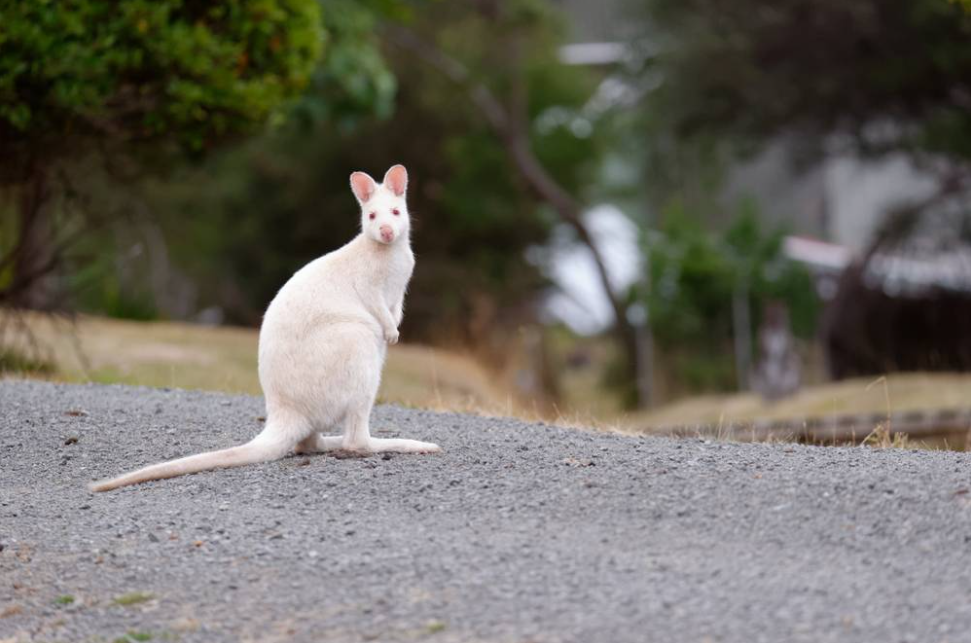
[350,165,410,246]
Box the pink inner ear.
[384,165,408,197]
[350,172,376,203]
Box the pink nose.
[379,225,394,242]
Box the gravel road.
[2,380,971,643]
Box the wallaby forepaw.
[385,329,400,344]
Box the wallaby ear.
[383,164,408,197]
[350,171,377,204]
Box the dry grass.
[860,422,914,449]
[6,311,971,445]
[624,372,971,431]
[0,311,522,414]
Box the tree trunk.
[615,317,642,406]
[389,24,652,407]
[505,136,647,406]
[9,169,55,309]
[732,281,752,391]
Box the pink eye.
[392,208,400,216]
[368,212,376,220]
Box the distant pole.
[732,280,752,391]
[628,302,653,408]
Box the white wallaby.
[90,164,440,492]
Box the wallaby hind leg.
[298,431,439,454]
[341,406,441,455]
[366,437,441,453]
[295,434,345,453]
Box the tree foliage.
[0,0,323,174]
[287,0,398,129]
[638,0,971,165]
[644,203,818,391]
[139,0,603,344]
[0,0,327,309]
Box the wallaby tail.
[89,433,293,492]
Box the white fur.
[90,165,440,492]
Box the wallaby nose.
[379,224,394,242]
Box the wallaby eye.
[392,208,400,216]
[368,212,376,220]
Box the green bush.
[643,202,819,392]
[0,0,323,157]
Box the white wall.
[823,154,938,251]
[726,142,940,251]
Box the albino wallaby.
[90,164,440,492]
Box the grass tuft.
[0,347,55,375]
[425,620,447,634]
[113,592,154,606]
[862,422,913,449]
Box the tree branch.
[386,26,509,134]
[387,25,634,341]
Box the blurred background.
[3,0,971,447]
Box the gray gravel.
[2,380,971,643]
